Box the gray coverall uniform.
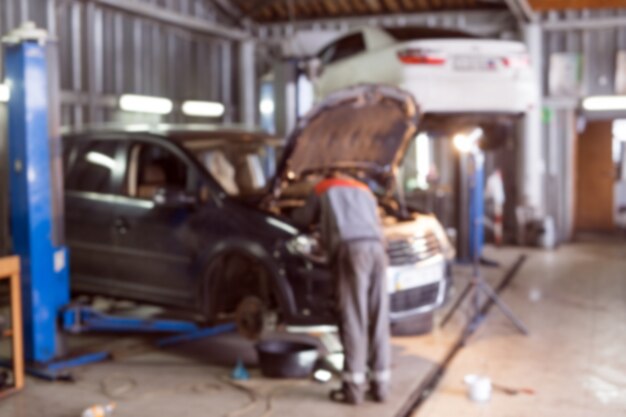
[295,177,391,403]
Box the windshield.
[184,139,282,197]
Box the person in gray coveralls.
[295,173,391,405]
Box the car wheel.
[235,296,267,340]
[202,253,279,337]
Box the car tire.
[235,296,267,340]
[202,253,278,338]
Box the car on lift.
[61,85,454,337]
[312,27,538,114]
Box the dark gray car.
[62,85,454,334]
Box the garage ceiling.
[528,0,626,11]
[230,0,507,22]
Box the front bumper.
[387,255,448,321]
[389,279,446,322]
[284,253,448,325]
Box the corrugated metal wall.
[543,8,626,97]
[541,8,626,241]
[0,0,242,127]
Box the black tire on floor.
[391,312,434,336]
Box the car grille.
[390,282,440,313]
[386,231,441,266]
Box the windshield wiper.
[297,161,390,178]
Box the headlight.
[426,215,456,259]
[286,234,327,263]
[287,235,319,256]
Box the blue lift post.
[455,147,486,264]
[4,24,70,364]
[468,150,485,262]
[3,23,234,379]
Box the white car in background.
[313,27,538,114]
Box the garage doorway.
[575,120,614,233]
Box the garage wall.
[0,0,245,127]
[541,8,626,241]
[0,0,251,255]
[543,9,626,97]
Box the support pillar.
[521,22,545,216]
[4,23,69,363]
[273,59,298,137]
[238,39,256,127]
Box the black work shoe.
[367,389,387,403]
[329,388,363,405]
[367,383,388,403]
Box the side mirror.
[153,187,197,208]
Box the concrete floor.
[415,237,626,417]
[2,239,618,417]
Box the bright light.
[86,151,117,171]
[613,119,626,141]
[0,83,10,103]
[182,100,225,118]
[125,124,151,132]
[415,133,431,190]
[259,98,275,116]
[313,369,333,383]
[453,128,483,153]
[583,95,626,111]
[119,94,173,115]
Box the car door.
[111,137,201,309]
[64,136,126,296]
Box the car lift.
[3,22,234,381]
[441,137,527,336]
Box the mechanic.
[294,172,390,405]
[485,168,506,246]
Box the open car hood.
[274,84,421,189]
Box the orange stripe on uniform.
[314,178,370,195]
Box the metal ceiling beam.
[89,0,250,40]
[529,0,626,11]
[255,10,516,40]
[542,15,626,31]
[503,0,537,23]
[242,0,283,18]
[206,0,248,27]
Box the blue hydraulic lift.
[455,145,486,263]
[3,22,234,380]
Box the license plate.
[387,260,445,293]
[454,56,498,71]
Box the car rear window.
[386,27,477,41]
[318,33,366,65]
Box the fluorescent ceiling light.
[119,94,173,115]
[583,95,626,111]
[182,100,225,117]
[260,98,275,116]
[0,83,10,103]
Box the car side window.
[127,143,190,200]
[66,140,121,194]
[318,43,336,66]
[321,33,366,65]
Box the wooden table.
[0,256,24,397]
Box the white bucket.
[463,374,492,403]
